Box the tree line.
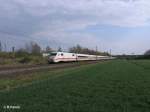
[69,44,110,56]
[144,49,150,55]
[0,41,111,56]
[1,40,150,56]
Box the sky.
[0,0,150,54]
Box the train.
[48,52,115,63]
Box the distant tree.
[24,41,41,54]
[31,42,41,54]
[25,42,32,53]
[69,44,82,53]
[144,49,150,55]
[46,46,52,52]
[57,46,62,52]
[69,44,110,56]
[4,43,7,52]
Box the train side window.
[50,53,57,56]
[61,53,63,56]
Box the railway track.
[0,61,103,77]
[0,64,45,71]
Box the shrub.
[18,56,32,64]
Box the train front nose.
[48,56,55,63]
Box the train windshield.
[50,53,57,56]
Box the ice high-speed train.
[48,52,114,63]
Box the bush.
[18,56,32,64]
[0,52,15,58]
[0,51,46,65]
[31,56,47,64]
[15,51,29,57]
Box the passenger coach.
[48,52,114,63]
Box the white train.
[48,52,114,63]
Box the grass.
[0,60,150,112]
[0,66,83,90]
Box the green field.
[0,60,150,112]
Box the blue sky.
[0,0,150,54]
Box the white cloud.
[10,0,150,27]
[0,0,150,54]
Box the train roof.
[50,52,109,57]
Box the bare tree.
[24,41,41,54]
[4,43,7,52]
[31,42,41,54]
[69,44,110,56]
[69,44,82,53]
[25,42,32,53]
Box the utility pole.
[12,46,15,59]
[96,46,98,60]
[0,41,2,52]
[110,49,111,56]
[12,46,15,53]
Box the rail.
[0,60,105,77]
